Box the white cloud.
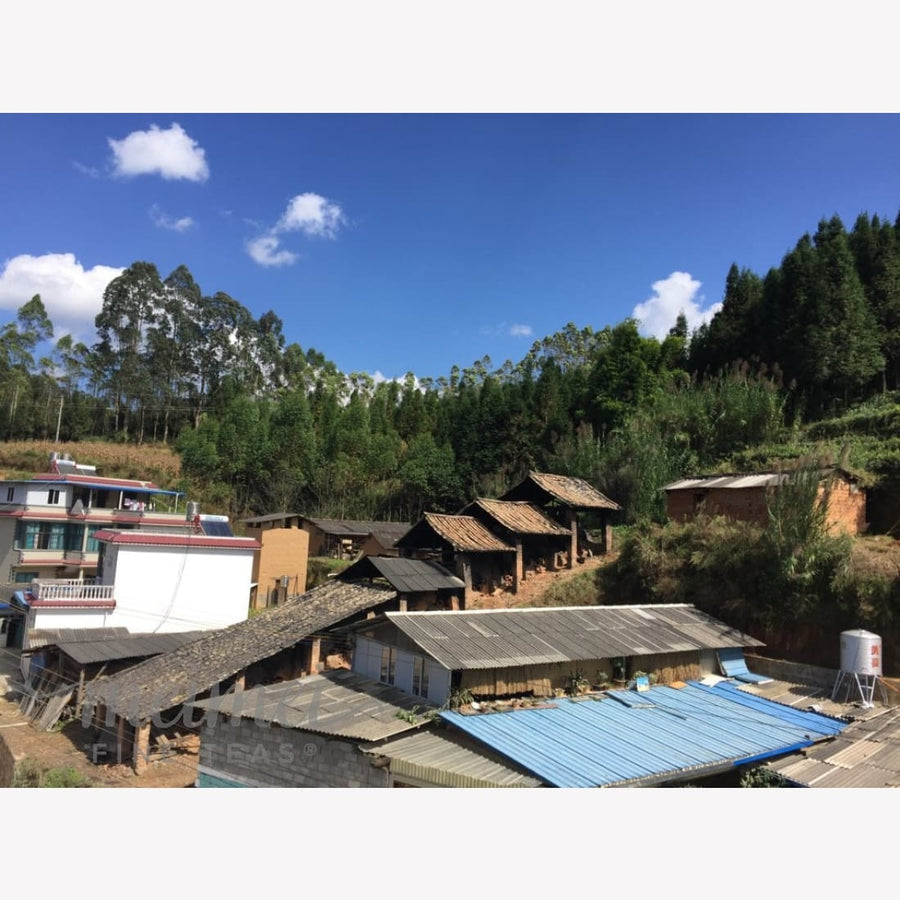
[149,204,196,232]
[632,271,722,340]
[0,253,123,339]
[509,323,532,337]
[275,192,344,238]
[246,235,297,268]
[108,123,209,182]
[246,192,345,267]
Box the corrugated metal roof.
[27,627,131,651]
[58,631,208,666]
[502,471,621,510]
[338,556,465,593]
[663,474,788,491]
[462,499,571,536]
[440,681,846,787]
[766,706,900,787]
[385,604,764,670]
[401,513,516,553]
[362,727,543,788]
[84,579,398,722]
[190,670,434,741]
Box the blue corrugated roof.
[440,681,847,788]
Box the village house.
[336,555,466,611]
[459,498,572,591]
[300,517,411,559]
[500,470,621,561]
[10,527,259,645]
[663,467,867,535]
[0,453,187,592]
[81,577,406,772]
[189,603,850,788]
[240,513,310,609]
[395,512,516,597]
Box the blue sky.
[3,113,900,383]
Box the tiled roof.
[462,499,571,536]
[502,471,621,510]
[384,604,764,670]
[84,579,398,723]
[190,669,435,741]
[398,513,515,553]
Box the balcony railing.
[29,578,115,603]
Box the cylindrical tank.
[840,629,882,676]
[185,500,201,521]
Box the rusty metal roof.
[462,499,571,536]
[384,604,764,670]
[398,513,516,553]
[189,669,435,741]
[84,579,398,723]
[502,471,621,510]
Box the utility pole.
[54,394,63,443]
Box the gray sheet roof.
[305,518,411,539]
[362,727,542,788]
[26,627,131,651]
[57,631,208,666]
[84,579,398,723]
[383,604,764,670]
[190,669,434,741]
[338,556,465,593]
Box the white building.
[12,528,260,640]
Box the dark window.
[380,646,396,685]
[5,487,13,502]
[48,489,61,504]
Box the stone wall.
[198,715,391,787]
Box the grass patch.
[12,757,93,788]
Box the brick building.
[663,468,867,535]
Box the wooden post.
[568,510,578,569]
[514,538,524,593]
[75,668,85,719]
[133,721,151,774]
[308,637,322,675]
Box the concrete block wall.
[199,715,391,787]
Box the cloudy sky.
[3,112,900,381]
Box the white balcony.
[29,578,116,604]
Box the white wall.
[105,544,253,633]
[24,485,70,506]
[30,542,253,635]
[354,635,451,705]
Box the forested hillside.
[2,211,900,525]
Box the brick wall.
[198,715,391,787]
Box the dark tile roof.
[366,522,413,547]
[304,518,411,538]
[58,631,208,666]
[190,669,435,741]
[461,499,571,536]
[397,513,515,553]
[338,556,465,593]
[384,604,764,670]
[240,512,302,525]
[83,579,398,723]
[502,471,621,510]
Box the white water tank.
[840,629,882,676]
[186,501,201,521]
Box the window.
[48,489,61,504]
[5,487,13,502]
[20,522,66,550]
[380,646,396,686]
[86,524,103,553]
[14,571,38,583]
[411,657,429,698]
